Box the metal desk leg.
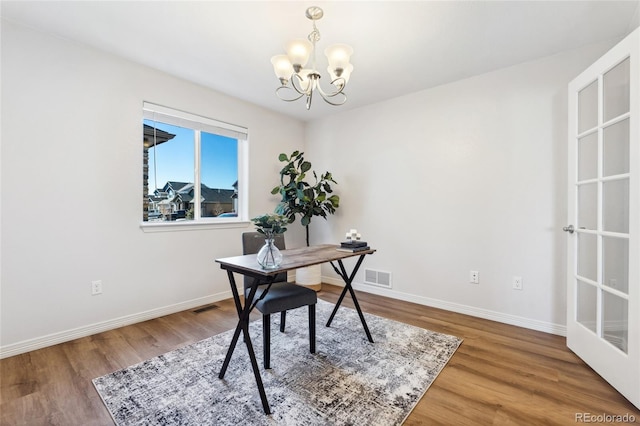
[325,255,374,343]
[218,273,271,415]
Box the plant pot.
[295,264,322,291]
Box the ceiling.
[2,1,639,122]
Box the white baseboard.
[0,289,234,359]
[322,277,567,336]
[1,278,568,360]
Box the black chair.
[242,232,317,369]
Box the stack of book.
[336,240,370,253]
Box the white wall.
[0,21,305,356]
[0,18,625,357]
[306,41,618,334]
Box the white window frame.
[141,102,249,232]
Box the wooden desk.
[215,244,376,414]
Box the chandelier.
[270,6,353,110]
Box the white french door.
[566,28,639,409]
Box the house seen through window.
[142,103,247,223]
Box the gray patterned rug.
[93,299,462,425]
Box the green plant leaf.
[303,188,315,200]
[251,213,289,235]
[271,150,339,245]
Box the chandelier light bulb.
[271,55,294,84]
[325,44,353,72]
[328,63,353,88]
[296,69,314,92]
[285,39,312,71]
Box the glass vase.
[256,238,283,269]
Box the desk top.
[215,244,376,277]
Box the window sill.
[140,220,251,233]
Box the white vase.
[296,264,322,291]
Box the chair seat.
[246,282,317,315]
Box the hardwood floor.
[1,284,639,425]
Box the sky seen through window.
[144,120,238,193]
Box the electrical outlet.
[91,280,103,295]
[470,270,479,284]
[513,276,523,290]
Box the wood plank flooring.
[2,284,639,425]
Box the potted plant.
[251,213,289,269]
[271,151,340,288]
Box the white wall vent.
[363,269,392,288]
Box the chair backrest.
[242,232,287,289]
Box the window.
[142,102,248,225]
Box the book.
[336,245,371,253]
[340,241,368,248]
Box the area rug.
[93,299,462,425]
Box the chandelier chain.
[308,21,320,44]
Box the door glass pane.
[578,132,598,180]
[577,233,597,281]
[603,237,629,294]
[603,118,630,177]
[577,280,597,333]
[578,183,597,230]
[602,292,628,353]
[578,80,598,133]
[603,57,630,122]
[603,179,629,233]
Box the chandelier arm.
[316,78,347,98]
[275,86,306,103]
[318,91,347,106]
[314,80,348,106]
[289,74,309,96]
[329,77,347,94]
